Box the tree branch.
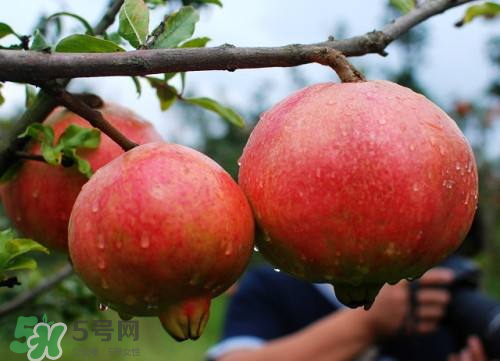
[0,0,125,176]
[38,83,138,151]
[0,263,73,318]
[93,0,125,35]
[0,0,474,83]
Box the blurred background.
[0,1,499,360]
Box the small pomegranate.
[238,80,478,308]
[1,104,161,251]
[68,142,254,340]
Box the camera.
[412,256,499,359]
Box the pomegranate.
[238,80,478,308]
[1,104,161,251]
[68,142,254,340]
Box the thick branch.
[39,83,138,151]
[0,0,474,83]
[0,263,73,317]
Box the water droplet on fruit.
[140,234,150,248]
[97,235,105,249]
[32,190,39,199]
[409,144,415,151]
[455,162,461,171]
[237,159,242,167]
[439,146,446,155]
[274,268,281,273]
[258,180,263,189]
[91,201,99,213]
[412,183,419,192]
[225,242,233,256]
[115,239,123,249]
[378,118,387,125]
[98,303,109,311]
[415,230,424,240]
[464,193,470,205]
[98,258,106,270]
[406,277,417,282]
[467,161,473,173]
[253,246,259,252]
[327,100,334,105]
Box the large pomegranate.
[68,142,254,341]
[1,104,161,251]
[238,80,478,308]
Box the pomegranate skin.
[68,142,254,340]
[1,104,161,251]
[238,81,478,308]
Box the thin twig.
[14,151,46,163]
[39,83,138,151]
[0,263,73,318]
[93,0,125,35]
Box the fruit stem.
[313,48,366,83]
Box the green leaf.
[164,72,177,81]
[3,256,37,272]
[131,76,142,96]
[58,125,101,149]
[185,97,245,127]
[0,83,4,106]
[19,123,55,145]
[199,0,223,7]
[30,30,50,51]
[55,34,125,53]
[119,0,150,48]
[180,36,210,48]
[456,2,500,26]
[147,77,178,110]
[152,6,199,49]
[47,12,94,35]
[18,123,100,178]
[25,85,37,108]
[0,229,49,278]
[73,155,93,178]
[0,22,18,40]
[389,0,415,14]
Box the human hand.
[408,267,454,334]
[448,336,488,361]
[363,267,454,339]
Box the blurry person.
[207,253,499,361]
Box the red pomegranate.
[68,142,255,340]
[238,80,478,308]
[1,103,162,251]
